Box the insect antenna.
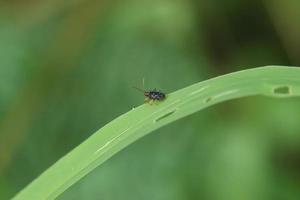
[142,77,145,89]
[132,78,146,93]
[132,86,145,93]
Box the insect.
[133,79,166,104]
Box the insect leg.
[148,99,154,105]
[144,97,150,103]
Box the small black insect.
[133,80,166,104]
[144,88,166,101]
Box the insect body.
[133,87,166,104]
[145,89,166,101]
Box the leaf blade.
[13,66,300,200]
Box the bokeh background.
[1,1,300,199]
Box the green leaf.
[13,66,300,200]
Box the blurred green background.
[1,0,300,199]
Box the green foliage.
[1,1,300,200]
